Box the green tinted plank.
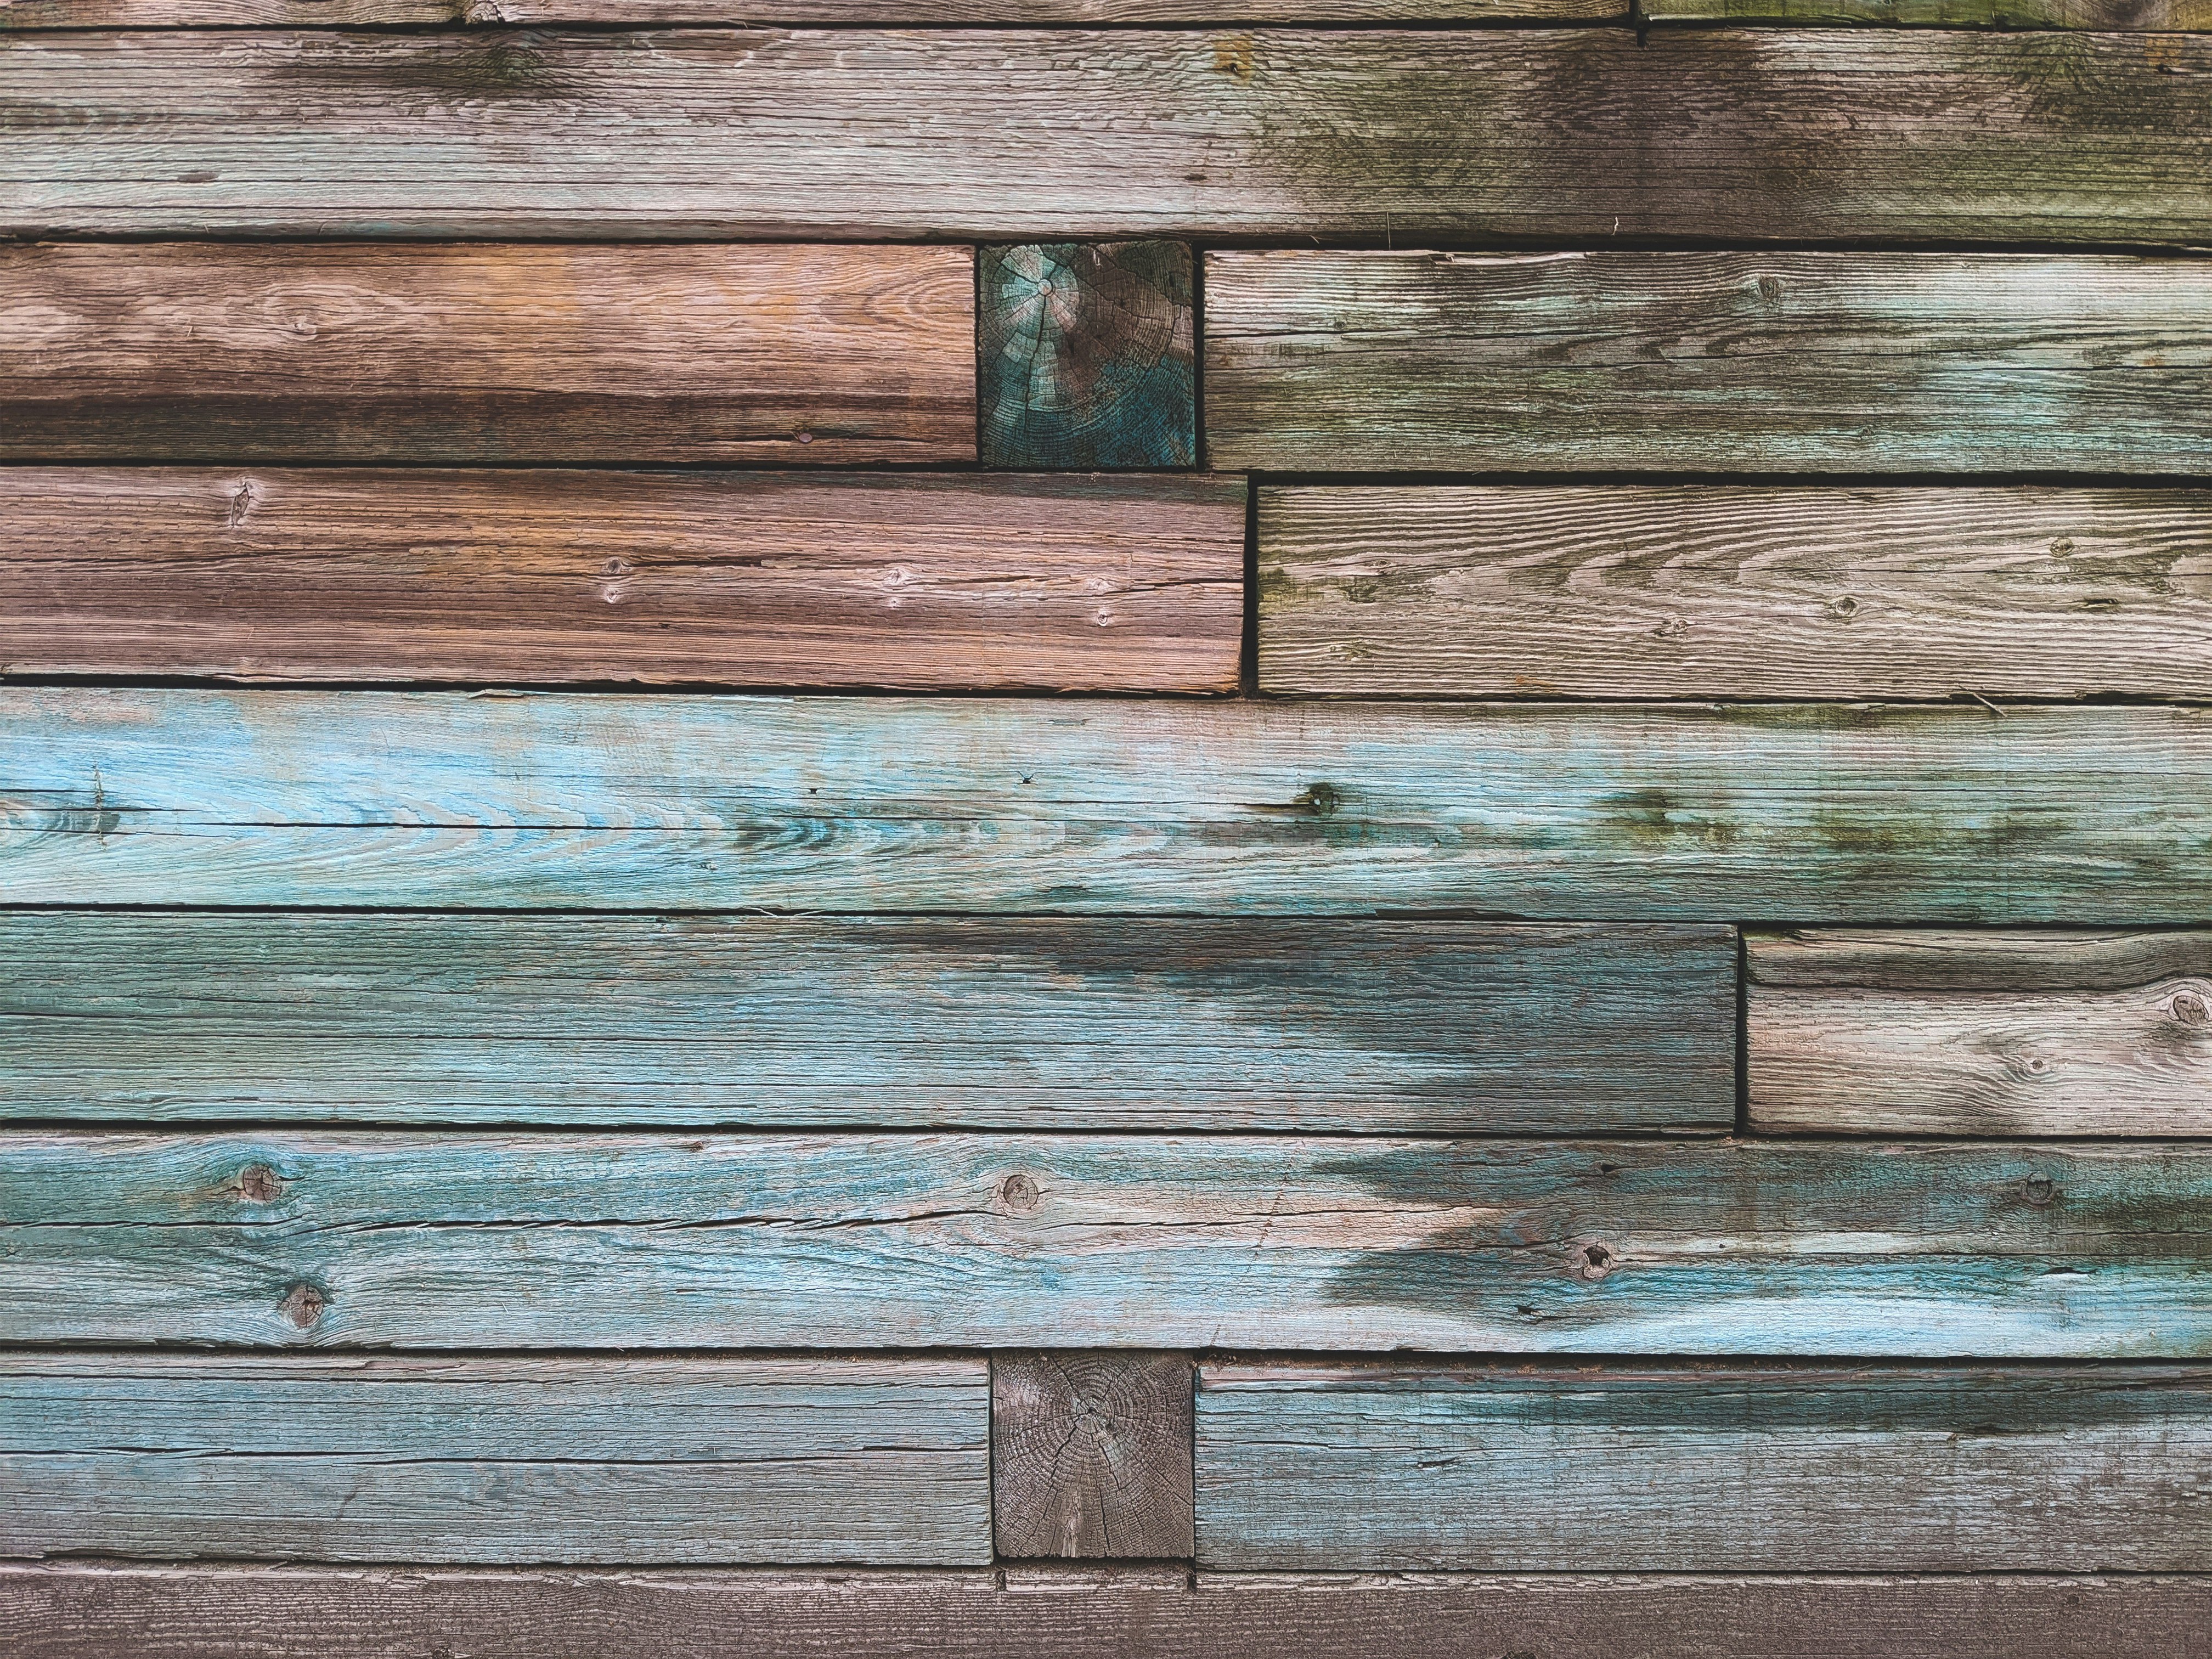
[6,1567,2211,1659]
[0,915,1734,1134]
[1260,487,2212,701]
[980,243,1196,470]
[0,1355,988,1565]
[1210,252,2212,474]
[0,469,1240,691]
[0,244,974,465]
[1196,1363,2212,1570]
[1750,929,2212,1136]
[5,31,2208,242]
[1646,0,2211,25]
[5,690,2211,921]
[5,1133,2209,1354]
[0,0,1623,21]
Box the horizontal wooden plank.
[0,0,1623,21]
[0,915,1735,1134]
[1210,252,2212,475]
[1749,929,2212,1136]
[5,1133,2209,1353]
[1196,1363,2212,1570]
[6,1568,2211,1659]
[0,1355,989,1565]
[6,31,2209,241]
[7,691,2212,920]
[1647,0,2211,25]
[0,469,1238,690]
[1260,487,2212,701]
[0,244,974,464]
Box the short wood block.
[993,1353,1195,1559]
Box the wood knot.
[1570,1241,1615,1282]
[999,1173,1041,1213]
[278,1284,327,1328]
[2022,1175,2057,1208]
[2169,989,2210,1029]
[235,1163,284,1204]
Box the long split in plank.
[1259,486,2212,702]
[3,1566,2208,1659]
[5,1132,2209,1353]
[5,31,2210,241]
[0,244,975,464]
[7,690,2212,919]
[1209,251,2212,475]
[0,470,1241,690]
[0,913,1736,1133]
[1196,1362,2212,1570]
[1749,929,2212,1136]
[0,1354,990,1564]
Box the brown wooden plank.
[0,470,1242,690]
[1210,252,2212,475]
[1750,930,2212,1137]
[7,31,2209,243]
[1647,0,2211,26]
[1259,486,2212,701]
[992,1353,1195,1560]
[4,1565,2209,1658]
[0,0,1622,20]
[0,244,974,464]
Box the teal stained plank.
[1208,252,2212,475]
[1195,1363,2212,1570]
[5,690,2211,921]
[0,1355,990,1564]
[0,914,1735,1135]
[2,31,2208,244]
[4,1133,2209,1355]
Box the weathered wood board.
[8,690,2212,920]
[0,1355,990,1564]
[7,1133,2209,1354]
[1647,0,2210,24]
[0,469,1240,690]
[1260,487,2212,702]
[0,0,1625,20]
[0,244,975,464]
[980,243,1196,470]
[1750,930,2212,1137]
[994,1353,1195,1559]
[1209,252,2212,475]
[1195,1363,2212,1570]
[5,1567,2210,1659]
[6,31,2210,242]
[0,914,1736,1134]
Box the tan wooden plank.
[1750,930,2212,1136]
[0,0,1623,21]
[1259,486,2212,701]
[993,1354,1195,1560]
[1647,0,2211,26]
[0,469,1240,690]
[0,244,974,464]
[6,1566,2209,1659]
[1210,252,2212,475]
[5,31,2209,242]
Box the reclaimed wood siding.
[5,32,2211,241]
[0,915,1735,1133]
[0,469,1242,689]
[8,1133,2208,1354]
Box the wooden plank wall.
[1,0,2208,1650]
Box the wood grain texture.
[993,1353,1195,1560]
[1196,1363,2212,1570]
[1210,252,2212,475]
[0,469,1238,690]
[1750,930,2212,1137]
[5,1567,2211,1659]
[1647,0,2211,24]
[0,914,1736,1134]
[1260,487,2212,702]
[7,1132,2210,1355]
[0,244,974,464]
[981,243,1195,471]
[6,30,2210,242]
[0,0,1626,21]
[7,690,2212,920]
[0,1355,989,1565]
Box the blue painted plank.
[4,1133,2208,1355]
[5,691,2210,921]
